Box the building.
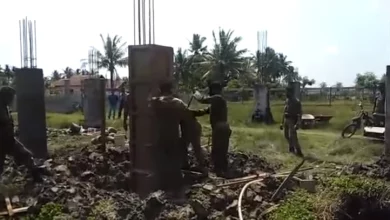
[50,75,124,94]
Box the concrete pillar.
[253,85,267,116]
[289,82,301,100]
[83,78,106,128]
[63,79,71,95]
[384,66,390,157]
[128,45,174,197]
[15,68,48,158]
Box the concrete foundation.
[15,68,48,158]
[83,78,106,128]
[128,44,174,197]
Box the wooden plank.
[5,197,13,216]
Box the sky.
[0,0,389,86]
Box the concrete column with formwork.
[128,44,174,197]
[289,82,301,100]
[384,66,390,156]
[83,78,106,128]
[252,84,274,124]
[15,68,48,158]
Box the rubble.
[348,157,390,180]
[0,143,282,219]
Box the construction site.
[2,2,390,220]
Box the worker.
[117,86,127,119]
[373,83,385,126]
[180,107,209,175]
[150,82,194,201]
[193,82,231,177]
[0,87,45,182]
[122,93,131,132]
[280,86,303,157]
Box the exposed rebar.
[19,17,38,68]
[133,0,155,45]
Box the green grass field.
[30,99,381,169]
[14,99,386,219]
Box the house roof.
[51,75,124,89]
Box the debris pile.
[348,157,390,180]
[0,144,281,219]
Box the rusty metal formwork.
[128,45,174,197]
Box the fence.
[209,86,377,106]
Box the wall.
[12,94,82,114]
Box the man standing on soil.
[280,86,303,157]
[193,82,231,177]
[180,107,209,175]
[108,91,119,120]
[0,87,44,182]
[151,82,195,201]
[117,87,127,119]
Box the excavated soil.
[348,157,390,180]
[334,158,390,220]
[0,141,281,219]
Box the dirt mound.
[336,159,390,220]
[348,157,390,180]
[335,194,390,220]
[0,145,279,219]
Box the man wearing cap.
[0,86,44,182]
[193,82,231,177]
[280,86,303,157]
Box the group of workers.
[120,82,306,199]
[122,81,232,197]
[4,81,385,192]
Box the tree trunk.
[110,70,114,91]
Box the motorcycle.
[341,102,374,138]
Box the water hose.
[238,178,264,220]
[238,159,306,220]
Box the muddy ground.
[0,138,283,220]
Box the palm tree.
[253,47,284,85]
[174,48,191,90]
[300,76,315,89]
[189,34,207,55]
[202,29,247,84]
[238,57,256,87]
[63,67,74,79]
[185,34,209,89]
[98,34,128,90]
[283,66,299,84]
[52,70,61,81]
